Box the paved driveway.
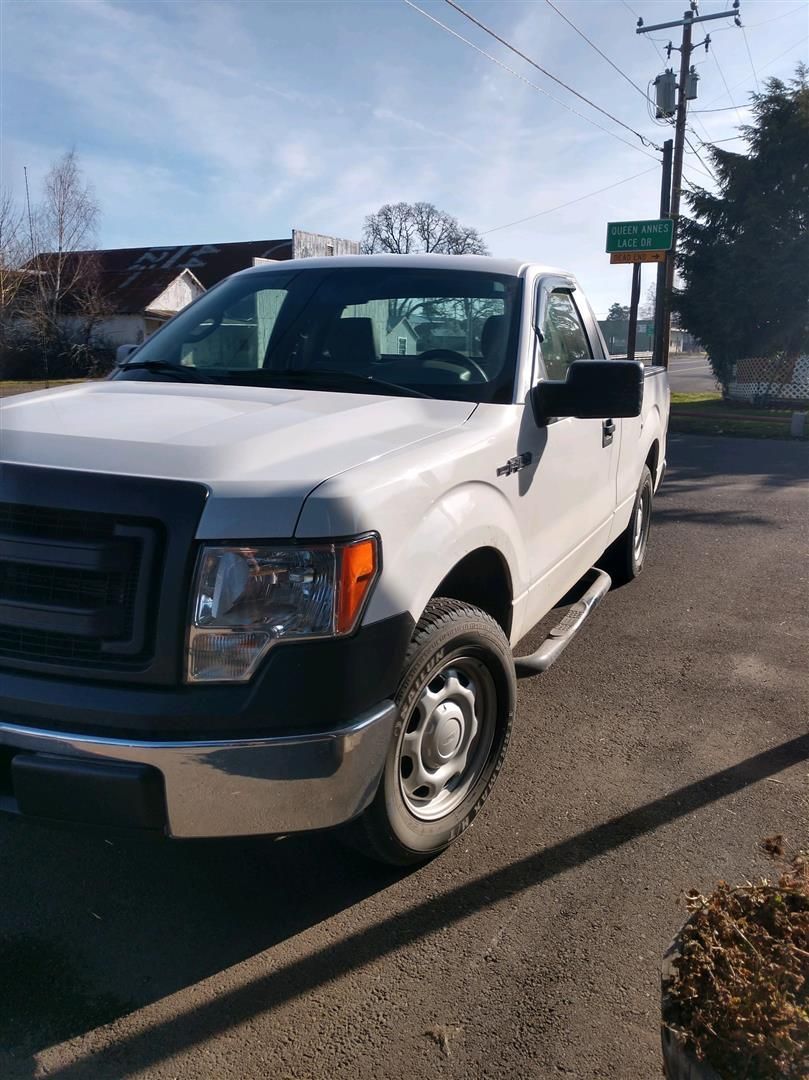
[1,435,807,1080]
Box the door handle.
[602,418,615,447]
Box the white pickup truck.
[0,254,668,864]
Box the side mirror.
[531,360,643,423]
[116,344,138,364]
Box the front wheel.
[601,464,653,587]
[346,598,516,865]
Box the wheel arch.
[432,546,514,637]
[645,438,660,486]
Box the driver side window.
[540,289,592,380]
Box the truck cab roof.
[236,252,570,280]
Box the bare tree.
[0,190,28,329]
[362,202,488,256]
[26,150,103,342]
[639,282,656,321]
[362,202,489,330]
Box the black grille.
[0,503,119,542]
[0,501,159,672]
[0,561,139,611]
[0,625,105,664]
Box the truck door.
[517,277,620,622]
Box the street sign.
[606,219,673,254]
[610,250,667,264]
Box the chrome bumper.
[0,702,397,837]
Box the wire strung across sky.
[480,165,659,235]
[619,0,717,149]
[741,25,761,93]
[696,134,745,145]
[545,0,716,188]
[684,132,718,182]
[542,0,652,104]
[441,0,662,152]
[401,0,662,161]
[691,103,748,113]
[710,3,808,34]
[712,44,746,123]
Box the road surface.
[1,435,807,1080]
[666,353,716,394]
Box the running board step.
[514,567,612,678]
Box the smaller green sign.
[606,219,673,253]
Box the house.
[24,229,359,346]
[339,298,420,357]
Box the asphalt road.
[666,353,717,394]
[2,435,807,1080]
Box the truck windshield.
[114,266,524,404]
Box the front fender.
[377,479,529,630]
[296,471,529,633]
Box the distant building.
[24,229,359,346]
[598,319,699,357]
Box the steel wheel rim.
[398,655,497,822]
[633,483,651,562]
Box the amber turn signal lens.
[336,537,378,634]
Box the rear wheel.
[602,464,653,586]
[346,598,516,865]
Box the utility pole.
[637,0,742,368]
[663,10,692,369]
[653,139,673,367]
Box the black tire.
[601,464,654,587]
[345,598,516,866]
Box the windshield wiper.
[268,369,429,399]
[119,360,216,384]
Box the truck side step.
[514,568,612,678]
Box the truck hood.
[0,381,475,536]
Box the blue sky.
[2,0,806,315]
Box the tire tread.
[343,597,514,866]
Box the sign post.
[626,263,642,362]
[606,219,674,362]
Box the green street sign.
[606,218,673,253]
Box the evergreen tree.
[676,66,809,390]
[606,302,631,321]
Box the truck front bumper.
[0,701,397,837]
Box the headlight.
[186,536,379,683]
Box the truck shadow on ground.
[661,433,809,491]
[2,732,807,1080]
[0,825,405,1075]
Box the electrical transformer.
[654,70,677,118]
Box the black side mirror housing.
[531,360,644,423]
[115,344,139,365]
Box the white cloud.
[277,142,316,178]
[3,0,805,315]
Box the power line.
[711,45,745,122]
[401,0,662,161]
[691,103,748,113]
[543,0,650,103]
[741,26,760,93]
[481,165,659,235]
[697,135,745,145]
[684,132,718,182]
[701,39,807,109]
[710,3,807,33]
[442,0,661,151]
[623,1,719,151]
